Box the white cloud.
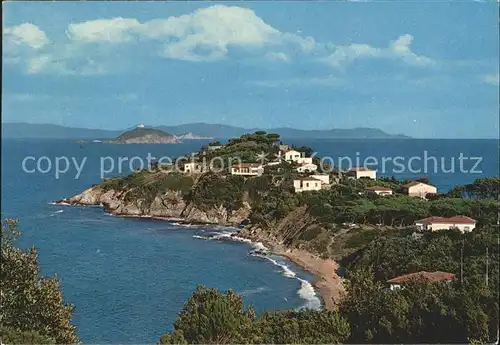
[323,34,434,68]
[265,52,289,62]
[481,73,499,86]
[66,5,283,62]
[66,18,141,43]
[4,23,50,49]
[4,5,436,75]
[249,76,345,88]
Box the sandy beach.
[238,228,346,310]
[273,246,345,310]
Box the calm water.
[1,138,498,343]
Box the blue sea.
[1,138,498,343]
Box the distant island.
[105,127,181,144]
[178,132,214,140]
[2,122,411,140]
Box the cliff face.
[240,207,317,246]
[60,185,250,225]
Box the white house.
[231,163,264,176]
[265,160,282,167]
[346,167,376,180]
[296,163,318,173]
[403,181,437,199]
[184,162,206,174]
[284,149,302,162]
[293,177,322,193]
[387,271,455,291]
[364,186,393,196]
[297,157,313,165]
[311,174,330,185]
[414,216,476,233]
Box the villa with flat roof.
[231,163,264,176]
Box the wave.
[46,210,65,217]
[258,256,321,310]
[240,286,268,296]
[297,279,322,310]
[192,235,211,240]
[48,201,71,206]
[188,225,321,310]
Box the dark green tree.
[1,219,79,344]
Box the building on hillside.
[207,145,223,151]
[184,162,206,174]
[311,174,330,185]
[231,163,264,176]
[279,144,290,152]
[414,216,476,233]
[296,163,318,173]
[402,181,437,199]
[284,149,302,162]
[297,157,313,165]
[346,167,376,180]
[387,271,455,291]
[364,186,393,196]
[293,177,322,193]
[265,160,282,167]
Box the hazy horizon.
[3,1,499,139]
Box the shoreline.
[275,248,345,310]
[53,200,344,310]
[235,232,345,310]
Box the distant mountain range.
[2,122,411,140]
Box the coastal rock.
[58,186,249,225]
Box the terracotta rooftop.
[415,216,476,224]
[348,167,373,172]
[364,186,392,191]
[387,271,455,284]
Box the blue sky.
[3,1,499,138]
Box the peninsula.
[57,131,499,311]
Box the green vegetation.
[159,285,350,344]
[340,267,497,343]
[1,219,79,344]
[0,327,56,344]
[86,132,499,343]
[98,132,499,262]
[102,170,194,206]
[187,173,245,212]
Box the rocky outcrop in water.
[57,185,250,225]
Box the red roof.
[387,271,455,284]
[365,186,392,191]
[348,167,373,172]
[415,216,476,225]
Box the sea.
[1,138,498,343]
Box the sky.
[2,1,499,138]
